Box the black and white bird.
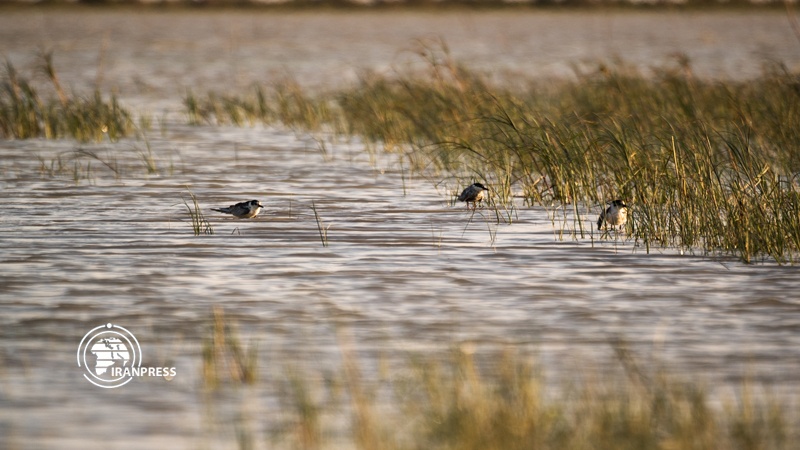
[211,200,264,219]
[457,183,489,210]
[597,199,628,231]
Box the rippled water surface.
[1,8,800,448]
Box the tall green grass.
[185,44,800,263]
[0,55,136,142]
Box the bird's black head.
[250,200,263,207]
[474,183,488,191]
[611,199,628,208]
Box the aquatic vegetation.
[0,55,137,142]
[185,79,336,130]
[203,311,794,449]
[185,44,800,264]
[136,140,159,175]
[311,200,331,247]
[202,306,257,389]
[34,147,122,184]
[34,142,168,182]
[183,189,214,236]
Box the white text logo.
[77,323,176,388]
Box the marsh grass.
[36,153,95,184]
[186,44,800,263]
[1,56,136,142]
[73,148,121,177]
[136,140,159,175]
[34,141,167,182]
[35,148,121,184]
[311,201,331,247]
[183,189,214,236]
[204,312,794,450]
[460,207,501,247]
[202,306,257,389]
[185,79,336,130]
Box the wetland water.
[1,8,800,447]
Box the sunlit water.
[1,8,800,448]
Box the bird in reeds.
[211,200,264,219]
[458,183,489,210]
[597,199,628,231]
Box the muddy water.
[1,8,800,448]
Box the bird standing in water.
[211,200,264,219]
[597,200,628,231]
[458,183,489,210]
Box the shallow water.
[1,8,800,448]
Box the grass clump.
[185,43,800,264]
[183,189,214,236]
[0,54,136,142]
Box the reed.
[183,189,214,236]
[72,148,121,178]
[136,140,158,175]
[184,45,800,263]
[203,312,793,449]
[311,200,330,247]
[0,56,137,142]
[184,79,336,130]
[34,143,166,181]
[201,306,257,389]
